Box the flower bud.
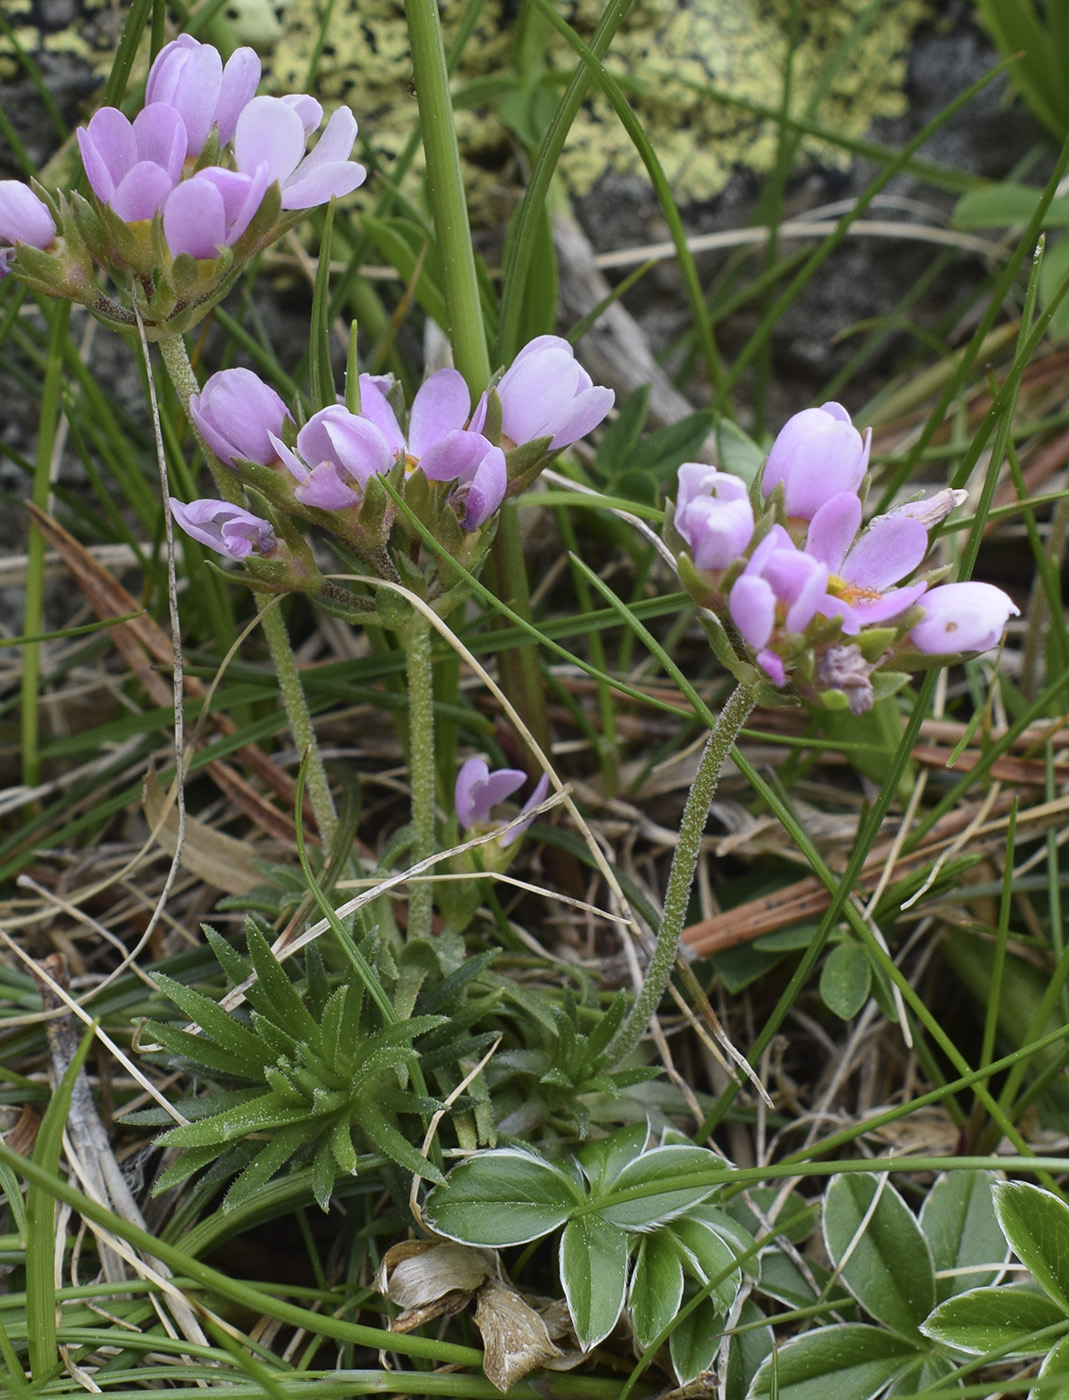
[763,401,871,520]
[908,581,1018,656]
[189,368,292,467]
[170,498,276,560]
[674,464,754,572]
[0,181,57,276]
[478,335,614,451]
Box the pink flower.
[728,527,832,685]
[673,464,754,572]
[77,104,187,221]
[162,165,271,259]
[804,491,929,633]
[277,370,505,527]
[170,498,276,560]
[474,336,614,451]
[145,34,261,156]
[762,402,871,520]
[189,368,292,467]
[455,758,549,846]
[909,581,1018,655]
[233,96,366,210]
[0,182,56,277]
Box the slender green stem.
[403,0,490,393]
[404,606,437,940]
[605,681,759,1067]
[259,597,337,846]
[21,299,70,795]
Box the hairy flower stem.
[605,680,759,1068]
[157,333,239,503]
[258,597,337,847]
[402,0,490,395]
[403,607,437,941]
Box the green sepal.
[857,627,898,662]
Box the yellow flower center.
[828,573,883,607]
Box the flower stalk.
[604,680,760,1068]
[403,605,437,940]
[258,596,338,847]
[402,0,489,394]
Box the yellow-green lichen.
[5,0,931,212]
[260,0,931,209]
[0,0,124,81]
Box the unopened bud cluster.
[667,403,1018,714]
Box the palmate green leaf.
[595,1145,721,1230]
[823,1174,935,1337]
[672,1216,743,1304]
[920,1285,1068,1356]
[629,1229,684,1348]
[745,1324,919,1400]
[424,1149,583,1246]
[919,1171,1008,1302]
[726,1299,774,1400]
[559,1214,629,1350]
[994,1183,1069,1311]
[670,1292,723,1386]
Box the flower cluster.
[168,336,614,603]
[2,35,365,335]
[668,402,1018,713]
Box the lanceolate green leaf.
[559,1214,629,1350]
[595,1146,721,1229]
[920,1285,1068,1356]
[669,1292,723,1386]
[993,1182,1069,1311]
[26,1022,96,1382]
[746,1323,919,1400]
[424,1149,583,1246]
[919,1171,1008,1302]
[823,1174,935,1337]
[629,1230,684,1348]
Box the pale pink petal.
[843,514,929,589]
[234,95,306,185]
[729,574,776,649]
[408,368,471,456]
[805,492,861,572]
